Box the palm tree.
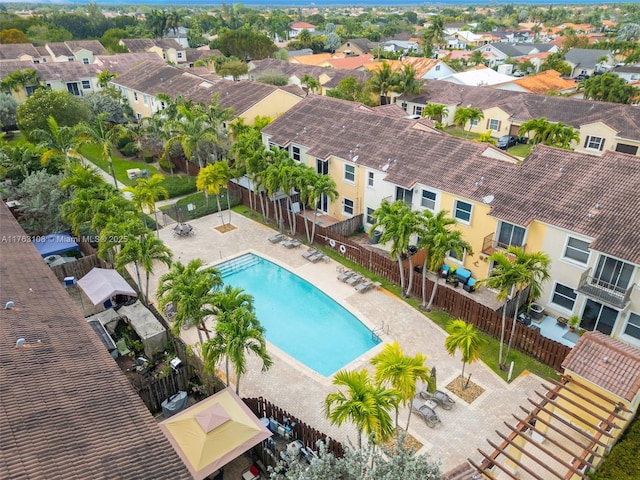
[59,163,105,192]
[0,68,42,97]
[218,307,272,395]
[518,117,551,145]
[156,259,222,343]
[300,74,321,94]
[98,214,147,264]
[370,341,432,431]
[417,210,472,311]
[124,174,169,236]
[369,62,399,105]
[444,319,483,389]
[422,16,446,48]
[543,122,580,150]
[116,232,173,303]
[422,103,449,122]
[369,200,420,297]
[308,173,338,244]
[394,65,423,98]
[30,116,81,166]
[324,369,398,449]
[75,113,122,187]
[453,106,484,137]
[197,161,232,225]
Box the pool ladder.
[371,321,389,343]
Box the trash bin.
[369,229,382,244]
[161,391,189,418]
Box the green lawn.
[508,143,533,158]
[161,190,240,221]
[80,144,197,197]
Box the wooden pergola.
[467,375,631,480]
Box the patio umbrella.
[159,387,272,480]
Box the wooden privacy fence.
[243,396,344,458]
[50,254,105,282]
[136,366,193,414]
[236,185,572,371]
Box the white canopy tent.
[77,268,137,306]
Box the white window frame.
[454,199,472,225]
[366,207,375,225]
[143,95,148,106]
[585,135,604,151]
[343,198,354,216]
[177,52,183,59]
[133,91,139,102]
[413,105,423,117]
[549,282,577,313]
[81,80,91,90]
[344,164,355,183]
[82,58,89,64]
[447,248,467,265]
[470,118,479,127]
[421,189,436,211]
[622,311,640,343]
[562,236,591,265]
[291,145,301,162]
[367,171,374,188]
[488,119,499,130]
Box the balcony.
[576,267,635,310]
[481,232,526,256]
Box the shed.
[34,233,80,257]
[118,300,167,358]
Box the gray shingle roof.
[94,52,163,74]
[0,43,40,60]
[411,80,640,141]
[0,60,102,83]
[248,58,371,88]
[64,40,108,56]
[489,145,640,263]
[564,48,612,68]
[0,204,191,480]
[562,331,640,402]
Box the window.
[33,59,39,64]
[413,106,423,117]
[497,222,526,248]
[435,65,440,71]
[580,299,617,335]
[316,158,328,175]
[133,92,139,102]
[488,119,500,130]
[454,200,472,224]
[367,171,374,187]
[136,113,142,121]
[344,164,355,183]
[470,118,479,127]
[66,83,80,96]
[143,95,148,106]
[584,135,605,151]
[162,53,166,59]
[366,207,375,224]
[624,312,640,340]
[615,143,638,155]
[421,190,436,210]
[447,248,466,263]
[177,52,183,59]
[25,85,38,97]
[160,101,166,110]
[81,80,91,90]
[343,198,354,215]
[594,256,634,291]
[395,186,413,205]
[551,283,577,311]
[68,57,74,62]
[291,146,301,162]
[82,58,89,64]
[42,58,46,63]
[564,237,590,264]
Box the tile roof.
[46,41,74,57]
[0,204,191,480]
[489,145,640,263]
[63,40,108,56]
[0,43,40,60]
[291,21,316,29]
[0,60,102,82]
[497,69,577,94]
[262,95,518,202]
[289,53,336,66]
[411,80,640,140]
[94,52,163,74]
[121,38,157,52]
[341,38,376,53]
[325,54,374,70]
[562,331,640,402]
[248,58,371,87]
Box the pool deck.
[147,211,545,472]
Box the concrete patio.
[146,210,547,473]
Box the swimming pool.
[217,253,380,376]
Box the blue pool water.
[217,253,380,376]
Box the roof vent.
[16,338,26,347]
[483,195,495,204]
[5,301,15,310]
[594,203,602,210]
[559,167,566,173]
[603,356,609,363]
[587,213,594,220]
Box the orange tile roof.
[290,53,338,66]
[362,60,404,72]
[291,21,316,29]
[511,69,577,94]
[325,54,374,70]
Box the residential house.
[111,61,304,124]
[488,146,640,346]
[445,30,490,50]
[0,43,46,63]
[289,21,316,39]
[289,53,338,66]
[119,38,187,65]
[493,69,578,95]
[0,60,102,101]
[260,94,518,282]
[44,40,107,64]
[321,54,375,70]
[93,52,164,75]
[473,42,558,68]
[400,80,640,153]
[379,40,419,54]
[0,202,192,480]
[610,65,640,83]
[565,48,615,78]
[400,57,456,80]
[336,38,377,56]
[440,66,516,87]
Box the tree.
[394,65,423,98]
[444,320,483,389]
[0,28,28,44]
[146,9,168,38]
[417,210,472,311]
[217,60,249,81]
[307,174,338,244]
[582,73,639,104]
[59,163,104,192]
[16,89,92,136]
[300,74,321,94]
[156,259,222,343]
[421,103,448,122]
[115,231,173,303]
[422,16,446,48]
[75,113,122,187]
[368,62,399,105]
[324,369,397,449]
[326,76,372,105]
[370,341,432,431]
[123,173,168,235]
[369,200,419,297]
[197,161,232,225]
[453,106,484,137]
[518,117,579,149]
[468,50,485,66]
[617,23,640,42]
[82,92,129,124]
[203,306,272,395]
[29,116,81,166]
[0,93,19,131]
[324,31,341,52]
[14,171,69,236]
[540,52,571,76]
[217,27,277,60]
[0,68,41,97]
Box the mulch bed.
[446,376,485,404]
[215,224,237,233]
[381,427,423,452]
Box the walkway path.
[145,210,545,472]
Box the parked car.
[496,135,518,150]
[574,73,590,81]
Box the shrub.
[161,175,197,198]
[120,142,139,157]
[591,415,640,480]
[116,134,132,150]
[158,154,175,172]
[142,150,155,163]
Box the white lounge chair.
[268,233,285,243]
